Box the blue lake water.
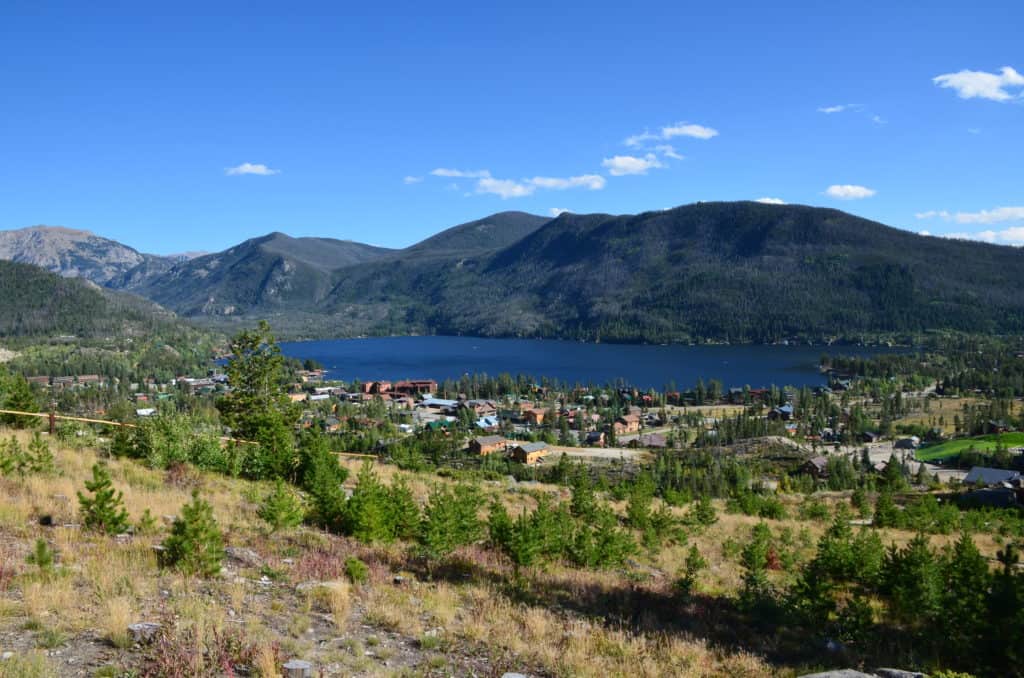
[280,336,905,391]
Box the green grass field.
[915,432,1024,461]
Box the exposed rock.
[128,622,162,644]
[875,670,927,678]
[224,546,261,567]
[283,658,313,677]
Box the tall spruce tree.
[215,321,299,480]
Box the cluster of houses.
[469,435,551,465]
[25,374,107,389]
[960,466,1024,507]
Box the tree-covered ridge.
[329,201,1024,343]
[0,260,217,380]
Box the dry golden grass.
[324,579,351,630]
[0,424,1005,677]
[101,596,134,648]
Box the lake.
[279,336,904,391]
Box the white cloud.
[661,122,719,140]
[918,230,931,236]
[933,66,1024,101]
[817,105,849,114]
[915,206,1024,224]
[475,173,606,199]
[225,162,279,176]
[654,144,683,160]
[430,168,491,179]
[755,197,786,205]
[825,184,876,200]
[952,206,1024,224]
[476,177,534,199]
[601,154,664,176]
[626,122,718,147]
[403,175,423,184]
[549,208,571,217]
[943,228,1024,246]
[624,131,660,147]
[529,174,606,190]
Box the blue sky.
[1,1,1021,254]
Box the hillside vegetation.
[0,260,216,381]
[6,203,1024,343]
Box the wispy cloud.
[625,121,719,147]
[601,154,664,176]
[403,175,423,184]
[943,228,1024,246]
[755,197,786,205]
[529,175,606,190]
[933,66,1024,101]
[654,144,683,160]
[430,168,491,179]
[825,184,876,200]
[225,162,279,176]
[916,206,1024,224]
[470,173,606,199]
[549,208,571,217]
[476,177,534,199]
[661,122,719,140]
[817,104,854,114]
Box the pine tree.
[343,462,392,543]
[160,490,224,578]
[300,433,348,530]
[77,463,130,535]
[488,500,513,550]
[0,436,27,475]
[504,509,542,576]
[690,495,718,526]
[940,533,991,660]
[27,432,54,475]
[387,476,421,541]
[26,538,56,576]
[1,375,38,428]
[569,467,597,520]
[419,483,484,561]
[258,479,305,533]
[873,490,900,528]
[676,544,707,597]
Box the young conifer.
[77,463,130,534]
[160,490,224,577]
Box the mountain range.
[3,203,1023,343]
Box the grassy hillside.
[1,427,1005,677]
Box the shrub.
[77,463,130,535]
[26,433,54,475]
[257,480,304,533]
[343,556,369,585]
[25,539,55,576]
[160,490,224,578]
